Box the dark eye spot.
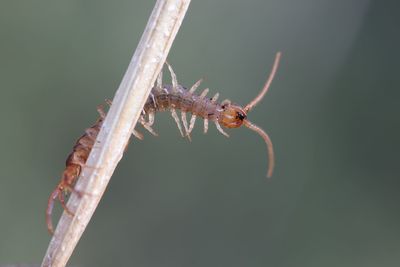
[236,112,245,120]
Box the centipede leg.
[189,79,203,93]
[156,70,163,91]
[211,93,219,103]
[105,99,113,106]
[181,112,192,141]
[199,88,209,99]
[188,114,197,134]
[97,104,107,119]
[139,114,158,136]
[171,108,184,137]
[133,129,144,140]
[204,119,209,134]
[215,121,230,137]
[166,62,179,93]
[150,93,157,109]
[147,112,155,126]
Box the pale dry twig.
[41,0,192,266]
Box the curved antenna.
[244,52,282,113]
[244,120,275,178]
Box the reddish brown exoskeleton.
[46,106,106,234]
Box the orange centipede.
[46,52,282,234]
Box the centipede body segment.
[46,52,282,234]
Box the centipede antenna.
[181,111,192,141]
[243,120,275,178]
[244,52,281,113]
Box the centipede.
[46,52,282,234]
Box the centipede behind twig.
[46,52,282,234]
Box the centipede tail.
[46,106,106,234]
[46,189,59,234]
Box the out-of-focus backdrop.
[0,0,399,266]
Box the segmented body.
[145,85,220,120]
[142,83,228,137]
[47,53,281,234]
[46,108,106,234]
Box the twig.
[41,0,191,266]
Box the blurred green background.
[0,0,399,266]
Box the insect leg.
[186,87,210,136]
[181,112,192,141]
[156,70,163,91]
[188,114,197,134]
[145,112,158,136]
[147,112,155,126]
[166,62,179,93]
[189,79,203,93]
[204,93,218,134]
[211,93,219,103]
[204,119,209,134]
[171,108,184,137]
[97,105,107,119]
[215,121,230,137]
[199,88,209,99]
[132,129,144,140]
[139,114,158,136]
[150,93,157,109]
[105,99,113,106]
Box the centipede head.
[220,104,247,128]
[221,52,281,178]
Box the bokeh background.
[0,0,399,266]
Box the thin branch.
[41,0,191,266]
